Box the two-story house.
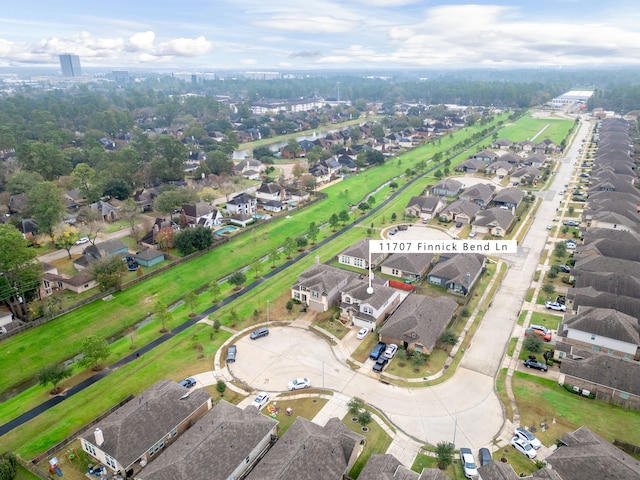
[226,192,257,216]
[291,264,359,311]
[78,380,212,476]
[339,278,407,330]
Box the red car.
[525,328,552,342]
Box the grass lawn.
[497,116,574,144]
[15,464,40,480]
[513,372,640,446]
[506,338,518,357]
[529,312,562,331]
[412,452,466,479]
[492,445,539,477]
[266,396,329,435]
[343,412,393,479]
[495,368,514,422]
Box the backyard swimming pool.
[215,226,238,235]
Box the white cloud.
[128,31,155,51]
[157,36,213,57]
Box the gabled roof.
[562,307,640,345]
[228,192,256,205]
[256,183,282,195]
[459,183,495,203]
[136,401,277,480]
[246,417,363,480]
[429,253,484,286]
[294,264,359,295]
[339,238,385,265]
[568,286,640,321]
[546,426,640,480]
[406,196,444,212]
[381,252,434,275]
[182,201,216,218]
[379,294,458,350]
[473,207,513,230]
[79,380,211,470]
[342,278,400,310]
[492,187,524,205]
[440,200,481,218]
[431,178,463,193]
[358,454,430,480]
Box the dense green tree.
[17,141,72,180]
[25,181,66,240]
[338,209,350,225]
[435,441,455,469]
[78,335,111,371]
[283,237,296,258]
[228,271,247,289]
[329,213,339,231]
[72,163,102,202]
[307,222,319,244]
[523,335,544,354]
[103,178,132,200]
[37,362,73,394]
[0,225,42,321]
[5,170,44,194]
[205,150,235,176]
[365,149,385,165]
[92,255,127,291]
[174,226,213,255]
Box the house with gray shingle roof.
[491,187,524,209]
[566,286,640,323]
[339,278,407,330]
[472,149,499,162]
[472,207,514,237]
[430,179,463,197]
[78,380,212,476]
[181,201,222,228]
[458,183,496,206]
[559,348,640,411]
[405,196,447,221]
[427,253,485,296]
[291,264,359,311]
[338,238,386,270]
[439,200,481,224]
[378,294,458,354]
[486,160,512,178]
[245,417,363,480]
[557,307,640,362]
[544,426,640,480]
[455,158,486,174]
[510,166,540,185]
[380,253,434,282]
[134,400,277,480]
[478,459,562,479]
[226,192,257,215]
[358,453,450,480]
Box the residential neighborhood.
[1,74,640,480]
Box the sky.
[1,0,640,71]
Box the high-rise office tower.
[59,54,82,77]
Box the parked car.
[510,436,537,458]
[288,377,311,390]
[250,327,269,339]
[563,220,580,227]
[565,242,577,250]
[75,236,89,245]
[369,341,387,360]
[525,328,551,342]
[226,345,237,363]
[523,358,548,371]
[455,221,463,228]
[389,228,398,235]
[179,377,196,389]
[397,224,408,231]
[478,447,492,466]
[514,427,542,449]
[529,324,550,334]
[384,343,398,359]
[356,327,370,340]
[372,356,388,373]
[459,448,479,478]
[546,224,553,230]
[545,301,566,311]
[557,265,571,273]
[468,231,477,238]
[252,392,270,409]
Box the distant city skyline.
[2,0,640,71]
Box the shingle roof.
[379,294,458,351]
[342,278,400,310]
[473,207,513,230]
[136,401,277,480]
[246,417,363,480]
[562,307,640,345]
[294,264,359,295]
[440,200,481,218]
[429,253,484,287]
[459,183,495,203]
[79,380,211,469]
[406,196,444,213]
[492,187,524,205]
[358,454,427,480]
[545,426,640,480]
[339,238,385,265]
[381,253,434,276]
